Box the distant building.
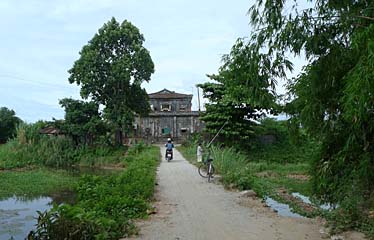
[39,125,62,136]
[136,89,202,142]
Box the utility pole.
[197,85,201,112]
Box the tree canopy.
[58,98,107,146]
[199,35,281,149]
[68,17,154,144]
[0,107,21,143]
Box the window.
[161,103,171,111]
[179,104,187,111]
[162,127,171,135]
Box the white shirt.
[197,146,203,156]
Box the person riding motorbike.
[165,138,174,160]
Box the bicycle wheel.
[198,164,209,178]
[208,164,215,182]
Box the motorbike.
[165,149,173,162]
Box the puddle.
[265,197,304,218]
[320,202,337,210]
[291,192,337,210]
[0,196,52,240]
[292,192,312,204]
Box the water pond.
[0,196,55,240]
[0,166,121,240]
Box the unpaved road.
[128,147,364,240]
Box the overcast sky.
[0,0,304,122]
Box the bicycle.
[198,156,215,182]
[197,121,227,182]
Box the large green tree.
[199,78,268,149]
[246,0,374,226]
[199,37,281,148]
[0,107,21,143]
[68,17,154,145]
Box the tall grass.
[208,146,254,189]
[0,123,127,169]
[179,141,314,197]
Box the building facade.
[136,89,202,142]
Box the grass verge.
[179,144,312,195]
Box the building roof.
[148,89,192,99]
[39,126,62,135]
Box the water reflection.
[291,192,338,210]
[0,196,52,240]
[265,197,305,218]
[0,167,121,239]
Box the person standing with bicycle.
[197,143,203,163]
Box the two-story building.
[136,89,202,142]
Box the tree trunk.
[115,128,123,146]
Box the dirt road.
[129,147,359,240]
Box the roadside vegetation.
[30,144,159,240]
[180,117,374,237]
[179,118,315,199]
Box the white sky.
[0,0,306,122]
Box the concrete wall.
[149,97,192,112]
[134,94,202,143]
[137,113,202,142]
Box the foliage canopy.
[199,37,281,147]
[0,107,21,143]
[68,17,154,144]
[58,98,107,146]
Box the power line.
[0,74,77,91]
